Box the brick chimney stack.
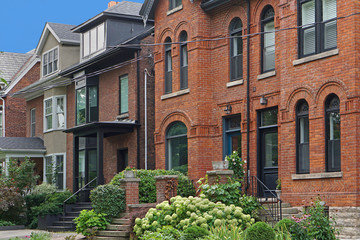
[108,1,119,8]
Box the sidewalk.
[0,229,84,240]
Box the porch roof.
[0,137,46,152]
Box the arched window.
[229,18,243,81]
[261,6,275,73]
[164,37,172,94]
[180,31,188,89]
[325,94,340,172]
[296,100,309,174]
[166,122,188,174]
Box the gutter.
[246,0,251,192]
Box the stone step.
[97,230,130,237]
[47,225,74,232]
[112,218,131,225]
[72,206,93,211]
[59,216,76,221]
[282,208,299,214]
[65,211,81,217]
[52,221,74,227]
[107,224,131,231]
[93,236,129,240]
[282,213,302,219]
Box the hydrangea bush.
[133,196,255,237]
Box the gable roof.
[72,1,145,33]
[0,137,46,151]
[139,0,158,24]
[0,52,33,83]
[35,22,80,55]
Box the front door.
[258,108,278,197]
[117,149,128,173]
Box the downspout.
[0,96,5,137]
[136,50,141,169]
[144,69,151,170]
[246,0,251,192]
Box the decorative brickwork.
[155,175,178,203]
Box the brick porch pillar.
[155,175,178,203]
[119,177,141,211]
[207,170,234,185]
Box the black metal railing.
[246,176,282,223]
[64,177,97,205]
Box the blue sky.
[0,0,144,54]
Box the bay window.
[76,77,99,125]
[44,96,66,132]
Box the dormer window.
[43,47,58,76]
[83,23,105,57]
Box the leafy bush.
[225,151,245,180]
[238,195,261,218]
[208,224,244,240]
[32,183,57,195]
[141,226,180,240]
[74,210,109,237]
[0,220,15,226]
[244,222,275,240]
[133,196,254,237]
[274,218,295,233]
[0,178,24,223]
[180,225,209,240]
[90,184,125,219]
[30,231,51,240]
[28,202,64,228]
[111,169,196,203]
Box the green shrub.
[141,226,180,240]
[90,184,125,219]
[28,202,64,229]
[46,190,75,204]
[0,178,24,224]
[225,151,245,180]
[274,218,295,233]
[180,225,209,240]
[32,183,56,195]
[0,220,15,226]
[244,222,275,240]
[30,231,51,240]
[238,195,261,218]
[133,196,254,237]
[198,177,242,206]
[74,210,109,237]
[111,169,196,203]
[207,224,244,240]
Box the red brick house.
[60,1,155,201]
[140,0,359,237]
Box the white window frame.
[30,108,36,137]
[43,153,66,191]
[0,106,3,137]
[43,95,66,132]
[42,46,59,77]
[82,23,106,58]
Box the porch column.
[207,170,234,185]
[97,130,104,185]
[73,136,79,193]
[5,156,9,176]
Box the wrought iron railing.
[246,176,282,223]
[64,177,97,205]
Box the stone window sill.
[167,5,183,15]
[257,70,276,80]
[117,113,129,120]
[227,79,244,88]
[293,49,339,66]
[161,88,190,100]
[292,171,342,180]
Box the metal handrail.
[64,177,97,204]
[246,176,282,223]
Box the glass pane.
[302,0,315,25]
[56,155,64,190]
[48,51,53,73]
[45,99,52,115]
[89,86,98,122]
[264,132,278,167]
[323,0,337,20]
[299,143,309,173]
[324,21,337,49]
[88,150,97,187]
[53,49,58,71]
[303,27,316,55]
[181,45,188,67]
[97,23,105,50]
[90,28,97,53]
[261,109,278,126]
[168,136,188,174]
[231,135,242,154]
[167,122,187,137]
[46,115,52,130]
[328,139,340,170]
[45,156,53,184]
[166,50,172,72]
[329,112,340,140]
[83,32,90,56]
[299,117,309,143]
[228,117,241,129]
[120,76,129,113]
[263,21,275,71]
[76,88,86,125]
[78,150,85,188]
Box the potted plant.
[275,179,281,199]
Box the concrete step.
[97,230,130,237]
[107,224,131,231]
[93,236,129,240]
[282,208,299,214]
[282,213,302,219]
[59,216,76,221]
[72,206,93,211]
[47,225,74,232]
[52,221,74,227]
[112,218,131,225]
[65,211,81,217]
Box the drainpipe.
[136,50,141,169]
[0,96,5,137]
[144,69,151,170]
[246,0,251,192]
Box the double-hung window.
[43,47,58,76]
[119,75,129,114]
[296,100,310,174]
[169,0,181,10]
[299,0,337,57]
[31,108,36,137]
[44,96,66,132]
[44,154,66,190]
[325,95,340,172]
[180,31,188,89]
[261,7,275,73]
[230,18,243,81]
[83,23,105,57]
[164,38,173,94]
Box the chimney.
[108,1,119,8]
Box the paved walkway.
[0,229,84,240]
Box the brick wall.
[152,0,360,207]
[26,95,44,138]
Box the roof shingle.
[0,52,33,82]
[0,137,45,150]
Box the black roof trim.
[200,0,232,12]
